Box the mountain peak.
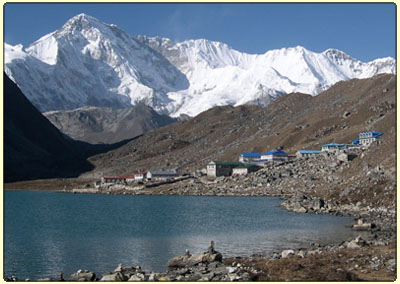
[60,13,104,33]
[323,48,354,61]
[69,13,99,24]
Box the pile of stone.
[56,242,253,282]
[164,241,252,281]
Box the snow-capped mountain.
[5,13,396,117]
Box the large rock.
[337,153,349,162]
[168,251,223,268]
[69,270,96,281]
[310,198,325,211]
[281,249,295,258]
[100,272,127,281]
[168,242,223,269]
[352,219,374,231]
[292,201,308,213]
[347,236,367,249]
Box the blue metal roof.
[352,138,360,145]
[262,150,288,156]
[241,152,261,157]
[298,150,321,154]
[323,143,346,147]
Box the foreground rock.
[7,238,395,282]
[61,243,254,282]
[162,242,253,281]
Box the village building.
[134,172,146,181]
[239,152,261,163]
[101,175,135,184]
[232,164,260,176]
[207,161,245,178]
[146,169,179,181]
[260,150,288,163]
[321,143,349,152]
[296,150,321,158]
[358,131,383,146]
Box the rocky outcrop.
[61,242,253,282]
[69,270,97,281]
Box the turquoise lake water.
[4,190,359,279]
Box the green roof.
[233,164,258,169]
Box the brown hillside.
[84,74,396,178]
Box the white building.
[358,131,383,146]
[321,143,349,152]
[239,152,261,163]
[101,176,135,184]
[146,169,179,181]
[232,164,260,176]
[134,172,146,181]
[296,150,321,158]
[207,161,245,178]
[260,150,288,163]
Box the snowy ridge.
[5,13,396,117]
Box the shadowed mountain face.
[3,73,95,182]
[44,104,177,144]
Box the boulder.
[69,270,96,281]
[128,275,142,281]
[168,251,222,268]
[292,202,307,213]
[310,198,325,211]
[281,249,295,258]
[100,272,127,281]
[347,240,361,249]
[347,236,367,249]
[337,153,349,162]
[352,219,373,231]
[114,263,123,272]
[293,207,307,213]
[296,250,306,258]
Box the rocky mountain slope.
[3,73,94,182]
[44,104,177,144]
[5,13,395,117]
[85,74,396,182]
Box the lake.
[4,190,358,280]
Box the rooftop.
[322,143,346,147]
[262,150,288,156]
[359,131,383,138]
[240,152,261,157]
[298,150,321,154]
[234,164,259,169]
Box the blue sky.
[4,3,396,62]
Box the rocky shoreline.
[6,237,395,281]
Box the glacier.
[5,13,396,117]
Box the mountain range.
[5,13,396,117]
